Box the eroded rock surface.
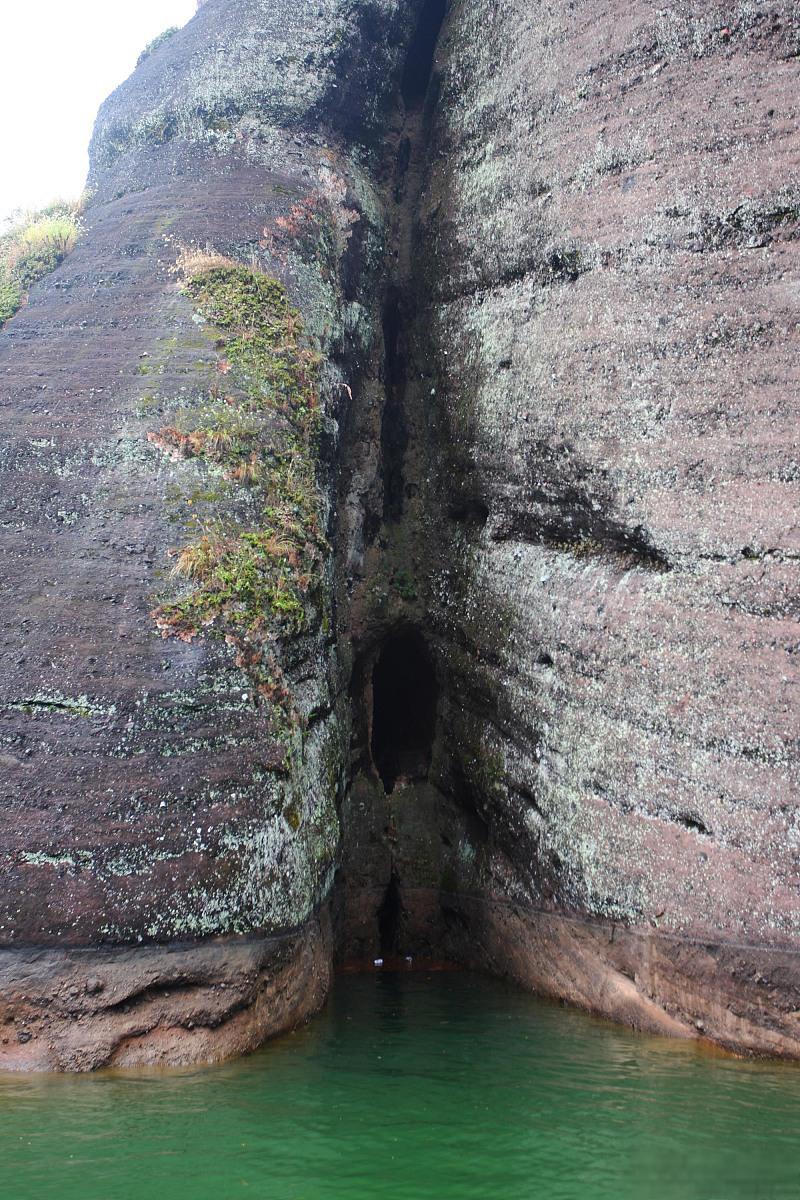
[334,0,800,1057]
[0,0,798,1069]
[0,0,421,1070]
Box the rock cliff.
[0,0,797,1069]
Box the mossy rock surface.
[151,263,328,719]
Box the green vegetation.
[150,254,326,715]
[391,567,418,602]
[0,201,81,326]
[283,803,302,832]
[137,26,180,67]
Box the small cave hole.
[675,812,711,837]
[371,630,438,793]
[401,0,447,110]
[448,497,490,527]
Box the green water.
[2,972,800,1200]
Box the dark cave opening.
[371,630,438,793]
[401,0,447,110]
[448,497,490,527]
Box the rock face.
[0,0,798,1069]
[0,0,419,1069]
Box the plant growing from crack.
[0,201,82,326]
[149,253,327,725]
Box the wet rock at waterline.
[0,0,798,1070]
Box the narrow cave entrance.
[401,0,447,110]
[371,630,438,794]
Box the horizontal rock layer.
[0,0,798,1067]
[417,0,799,950]
[0,914,331,1072]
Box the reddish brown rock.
[335,0,800,1059]
[1,0,798,1069]
[0,914,331,1072]
[0,0,419,1067]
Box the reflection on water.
[2,971,800,1200]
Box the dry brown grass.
[172,536,225,580]
[174,245,238,279]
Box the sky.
[0,0,198,225]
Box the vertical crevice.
[380,288,408,522]
[401,0,447,111]
[336,0,451,968]
[377,0,447,526]
[378,872,403,956]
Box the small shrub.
[0,276,22,324]
[392,568,418,602]
[0,200,81,328]
[137,27,180,68]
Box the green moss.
[138,114,178,146]
[151,262,327,718]
[8,693,115,719]
[283,803,302,831]
[0,276,21,324]
[545,531,667,571]
[204,116,232,134]
[392,567,418,602]
[549,535,605,559]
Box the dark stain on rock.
[2,0,800,1070]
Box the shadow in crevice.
[380,288,408,522]
[401,0,447,111]
[378,873,403,956]
[371,630,438,793]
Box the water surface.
[2,971,799,1199]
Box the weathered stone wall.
[403,0,800,1051]
[0,0,798,1069]
[333,0,800,1055]
[0,0,422,1069]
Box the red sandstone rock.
[0,0,797,1069]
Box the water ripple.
[2,972,800,1200]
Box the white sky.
[0,0,198,226]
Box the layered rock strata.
[0,0,421,1070]
[336,0,800,1057]
[0,0,798,1069]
